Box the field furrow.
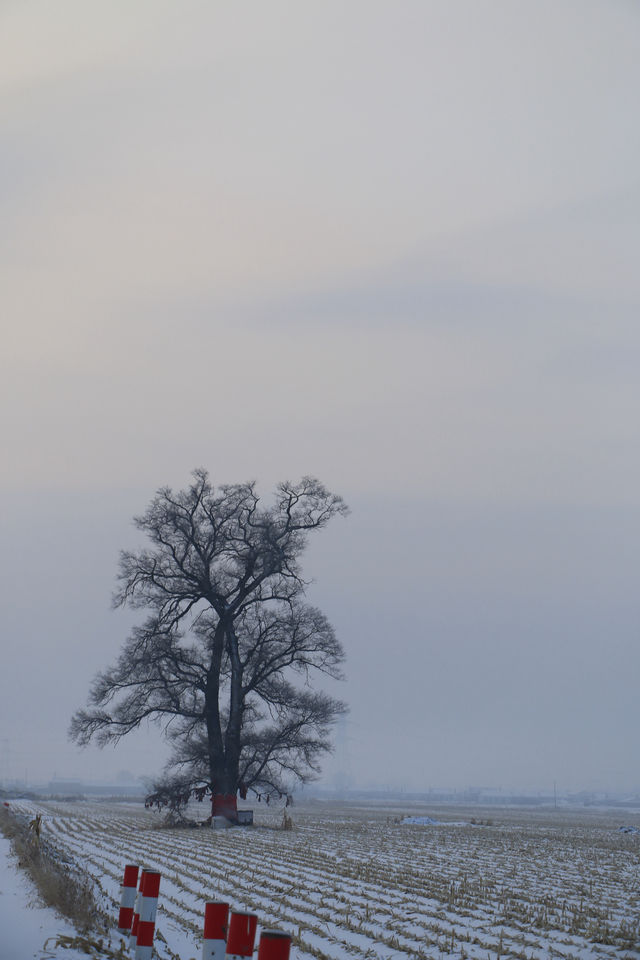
[9,799,639,960]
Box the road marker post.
[257,930,292,960]
[226,911,257,959]
[117,864,139,933]
[129,869,148,952]
[202,901,229,960]
[135,870,161,960]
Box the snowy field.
[6,797,640,960]
[0,834,111,960]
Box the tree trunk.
[224,622,244,801]
[206,621,237,819]
[211,792,237,819]
[211,622,244,821]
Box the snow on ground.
[4,798,640,960]
[0,835,111,959]
[401,816,442,825]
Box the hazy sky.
[1,1,639,794]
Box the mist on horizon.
[1,1,639,800]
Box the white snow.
[4,799,640,960]
[401,815,441,825]
[402,815,471,826]
[0,836,101,959]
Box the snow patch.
[401,816,441,825]
[0,837,109,959]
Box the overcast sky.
[1,1,639,795]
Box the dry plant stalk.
[0,806,106,934]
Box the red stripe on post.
[141,871,161,898]
[129,870,147,947]
[204,902,229,940]
[123,864,139,887]
[136,920,156,947]
[226,912,257,957]
[136,869,148,902]
[258,931,292,960]
[118,863,139,931]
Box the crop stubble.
[9,799,639,960]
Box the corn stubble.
[5,799,639,960]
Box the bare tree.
[70,471,348,819]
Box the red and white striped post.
[226,911,258,960]
[117,864,139,933]
[258,931,292,960]
[202,901,229,960]
[129,869,147,952]
[135,870,161,960]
